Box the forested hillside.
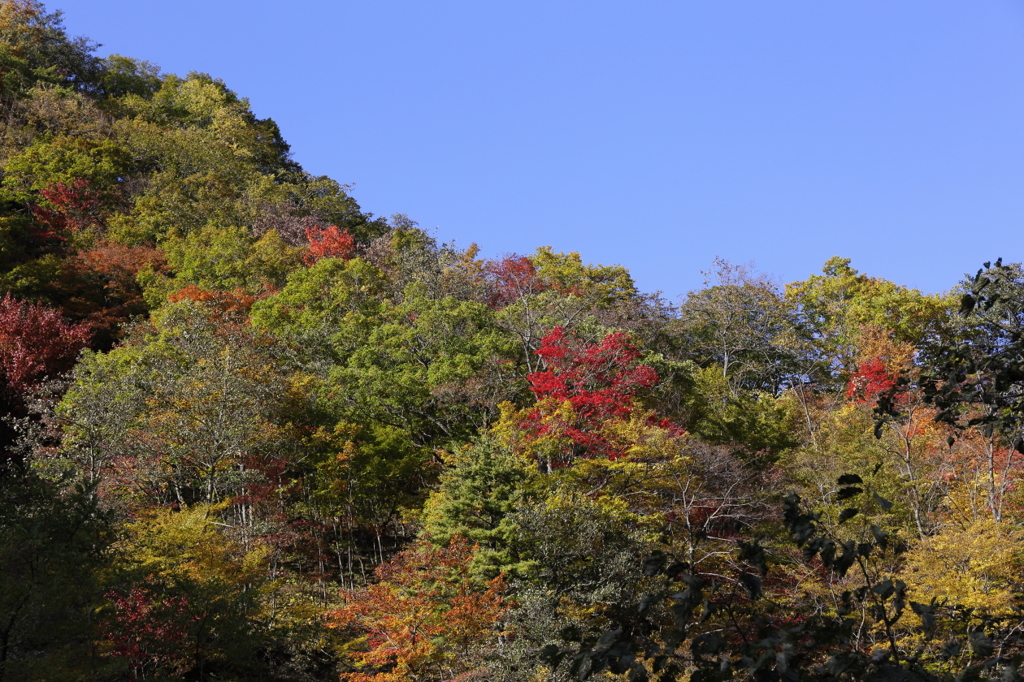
[3,2,1024,680]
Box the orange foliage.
[62,241,167,346]
[167,285,258,318]
[303,225,355,265]
[328,538,506,682]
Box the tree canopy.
[1,4,1022,681]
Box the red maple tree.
[846,357,898,405]
[483,254,547,308]
[0,293,91,397]
[516,327,666,465]
[30,178,106,238]
[102,588,194,680]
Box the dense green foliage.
[3,4,1024,681]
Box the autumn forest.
[3,3,1024,681]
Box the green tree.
[675,259,806,395]
[254,256,520,449]
[96,53,161,101]
[0,463,110,681]
[683,365,801,459]
[495,490,655,682]
[786,257,952,388]
[1,135,130,207]
[0,0,101,98]
[162,224,302,293]
[420,438,535,580]
[58,297,303,509]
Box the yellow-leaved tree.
[902,518,1021,615]
[101,503,274,680]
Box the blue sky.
[53,1,1024,299]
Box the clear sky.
[51,0,1024,299]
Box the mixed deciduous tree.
[102,503,274,680]
[676,258,805,395]
[786,256,951,388]
[58,297,302,512]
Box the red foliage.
[529,327,658,409]
[303,225,355,265]
[30,178,106,237]
[0,294,91,396]
[102,588,193,679]
[846,357,897,404]
[484,254,547,308]
[520,327,662,463]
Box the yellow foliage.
[493,398,687,474]
[902,519,1022,615]
[855,325,915,372]
[492,397,577,467]
[944,480,996,528]
[563,415,692,515]
[530,246,638,305]
[117,502,270,588]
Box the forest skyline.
[48,0,1024,298]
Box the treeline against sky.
[4,2,1024,680]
